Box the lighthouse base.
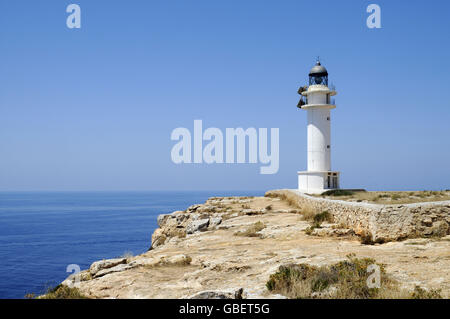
[298,171,340,195]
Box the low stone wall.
[266,189,450,242]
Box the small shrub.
[41,285,88,299]
[311,269,338,292]
[304,225,316,235]
[359,231,375,245]
[235,222,265,238]
[410,286,442,299]
[265,255,412,299]
[265,205,273,211]
[266,264,317,292]
[304,212,333,236]
[313,211,333,224]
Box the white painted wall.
[307,107,331,171]
[298,172,325,192]
[307,90,327,105]
[298,83,340,193]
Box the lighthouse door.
[332,176,338,189]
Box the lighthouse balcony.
[297,96,336,109]
[301,103,336,110]
[301,85,337,97]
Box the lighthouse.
[297,59,340,194]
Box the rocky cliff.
[61,192,450,299]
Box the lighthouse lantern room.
[297,59,340,194]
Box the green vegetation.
[313,211,333,224]
[266,255,442,299]
[321,190,355,196]
[304,211,334,235]
[304,223,321,235]
[411,286,443,299]
[37,285,88,299]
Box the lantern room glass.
[309,75,328,86]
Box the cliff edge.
[60,192,450,299]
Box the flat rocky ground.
[70,196,450,299]
[316,190,450,205]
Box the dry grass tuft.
[265,192,301,209]
[39,285,88,299]
[161,255,192,266]
[234,221,266,238]
[299,203,318,221]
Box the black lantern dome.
[309,60,328,86]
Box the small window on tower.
[327,117,330,121]
[327,145,330,149]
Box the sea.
[0,191,262,299]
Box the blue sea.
[0,191,262,299]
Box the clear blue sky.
[1,0,449,191]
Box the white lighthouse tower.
[297,59,340,194]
